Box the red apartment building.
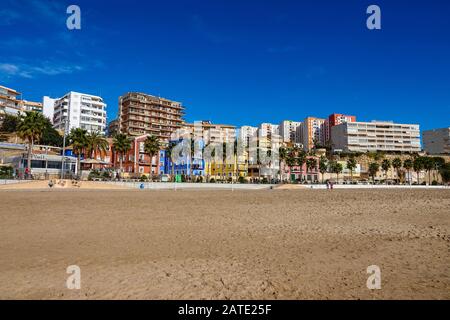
[326,113,356,143]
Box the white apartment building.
[258,123,279,139]
[279,120,302,143]
[177,121,236,144]
[423,127,450,154]
[239,126,258,148]
[331,121,421,153]
[43,92,107,134]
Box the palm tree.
[392,157,402,183]
[346,157,357,183]
[422,157,435,185]
[381,159,391,184]
[279,146,287,182]
[144,135,161,181]
[285,149,297,183]
[166,141,177,181]
[296,150,307,182]
[17,111,47,177]
[333,161,343,184]
[403,158,413,185]
[68,128,88,178]
[433,157,445,182]
[413,157,424,184]
[319,156,328,184]
[306,157,317,183]
[112,133,132,176]
[86,131,109,159]
[368,162,380,184]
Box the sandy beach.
[0,188,449,300]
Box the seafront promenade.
[0,179,449,190]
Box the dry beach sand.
[0,188,449,299]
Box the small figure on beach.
[48,180,54,188]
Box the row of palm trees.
[367,156,446,184]
[71,131,162,180]
[9,111,163,179]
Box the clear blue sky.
[1,0,449,130]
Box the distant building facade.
[298,117,327,151]
[118,92,184,145]
[44,92,107,134]
[331,121,421,153]
[326,113,356,142]
[279,120,302,143]
[423,127,450,154]
[22,100,43,113]
[0,85,23,118]
[107,119,119,137]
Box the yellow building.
[205,161,248,181]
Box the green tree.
[439,162,450,184]
[285,149,297,183]
[68,128,88,178]
[40,118,63,147]
[422,157,434,185]
[392,157,402,183]
[368,162,380,183]
[86,131,109,159]
[319,156,328,184]
[279,146,287,181]
[113,133,132,175]
[433,157,446,182]
[166,141,177,181]
[144,135,161,181]
[296,150,307,181]
[346,157,357,183]
[0,114,20,133]
[306,157,317,182]
[329,160,343,183]
[381,159,391,184]
[403,158,413,185]
[17,111,47,175]
[413,157,424,184]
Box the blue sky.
[1,0,449,130]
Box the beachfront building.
[43,92,107,134]
[423,127,450,155]
[0,85,23,120]
[279,120,302,144]
[0,142,77,179]
[298,117,327,151]
[331,121,421,153]
[160,139,206,180]
[239,126,258,148]
[326,113,356,142]
[118,92,184,145]
[279,156,320,183]
[176,121,236,144]
[117,135,163,177]
[107,119,119,137]
[21,100,43,113]
[258,123,279,140]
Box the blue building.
[160,139,206,178]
